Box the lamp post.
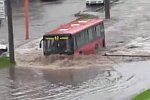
[6,0,15,63]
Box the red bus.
[40,18,105,56]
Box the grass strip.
[132,89,150,100]
[0,56,11,68]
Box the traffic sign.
[0,0,5,18]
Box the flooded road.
[1,67,121,100]
[73,61,150,100]
[1,0,150,99]
[2,60,150,100]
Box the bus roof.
[46,18,103,35]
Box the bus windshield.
[43,35,73,55]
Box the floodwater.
[74,61,150,100]
[1,66,122,100]
[1,0,150,99]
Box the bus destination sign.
[46,36,69,40]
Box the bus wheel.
[44,52,48,56]
[79,51,83,55]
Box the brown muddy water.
[42,67,105,86]
[11,41,150,100]
[0,66,121,100]
[2,39,150,100]
[4,37,150,100]
[1,54,149,100]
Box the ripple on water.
[3,67,124,100]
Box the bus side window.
[70,36,74,51]
[76,33,81,47]
[84,30,89,43]
[92,26,96,39]
[75,32,84,48]
[88,28,93,41]
[74,35,77,50]
[96,25,101,37]
[80,31,85,46]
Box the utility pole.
[6,0,15,63]
[104,0,110,19]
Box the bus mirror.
[39,43,42,48]
[39,39,43,48]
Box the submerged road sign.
[0,0,5,18]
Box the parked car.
[0,44,7,55]
[86,0,104,5]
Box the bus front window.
[51,40,67,51]
[44,37,73,54]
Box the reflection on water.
[3,60,149,100]
[0,66,122,100]
[0,68,10,100]
[41,67,101,86]
[13,67,106,86]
